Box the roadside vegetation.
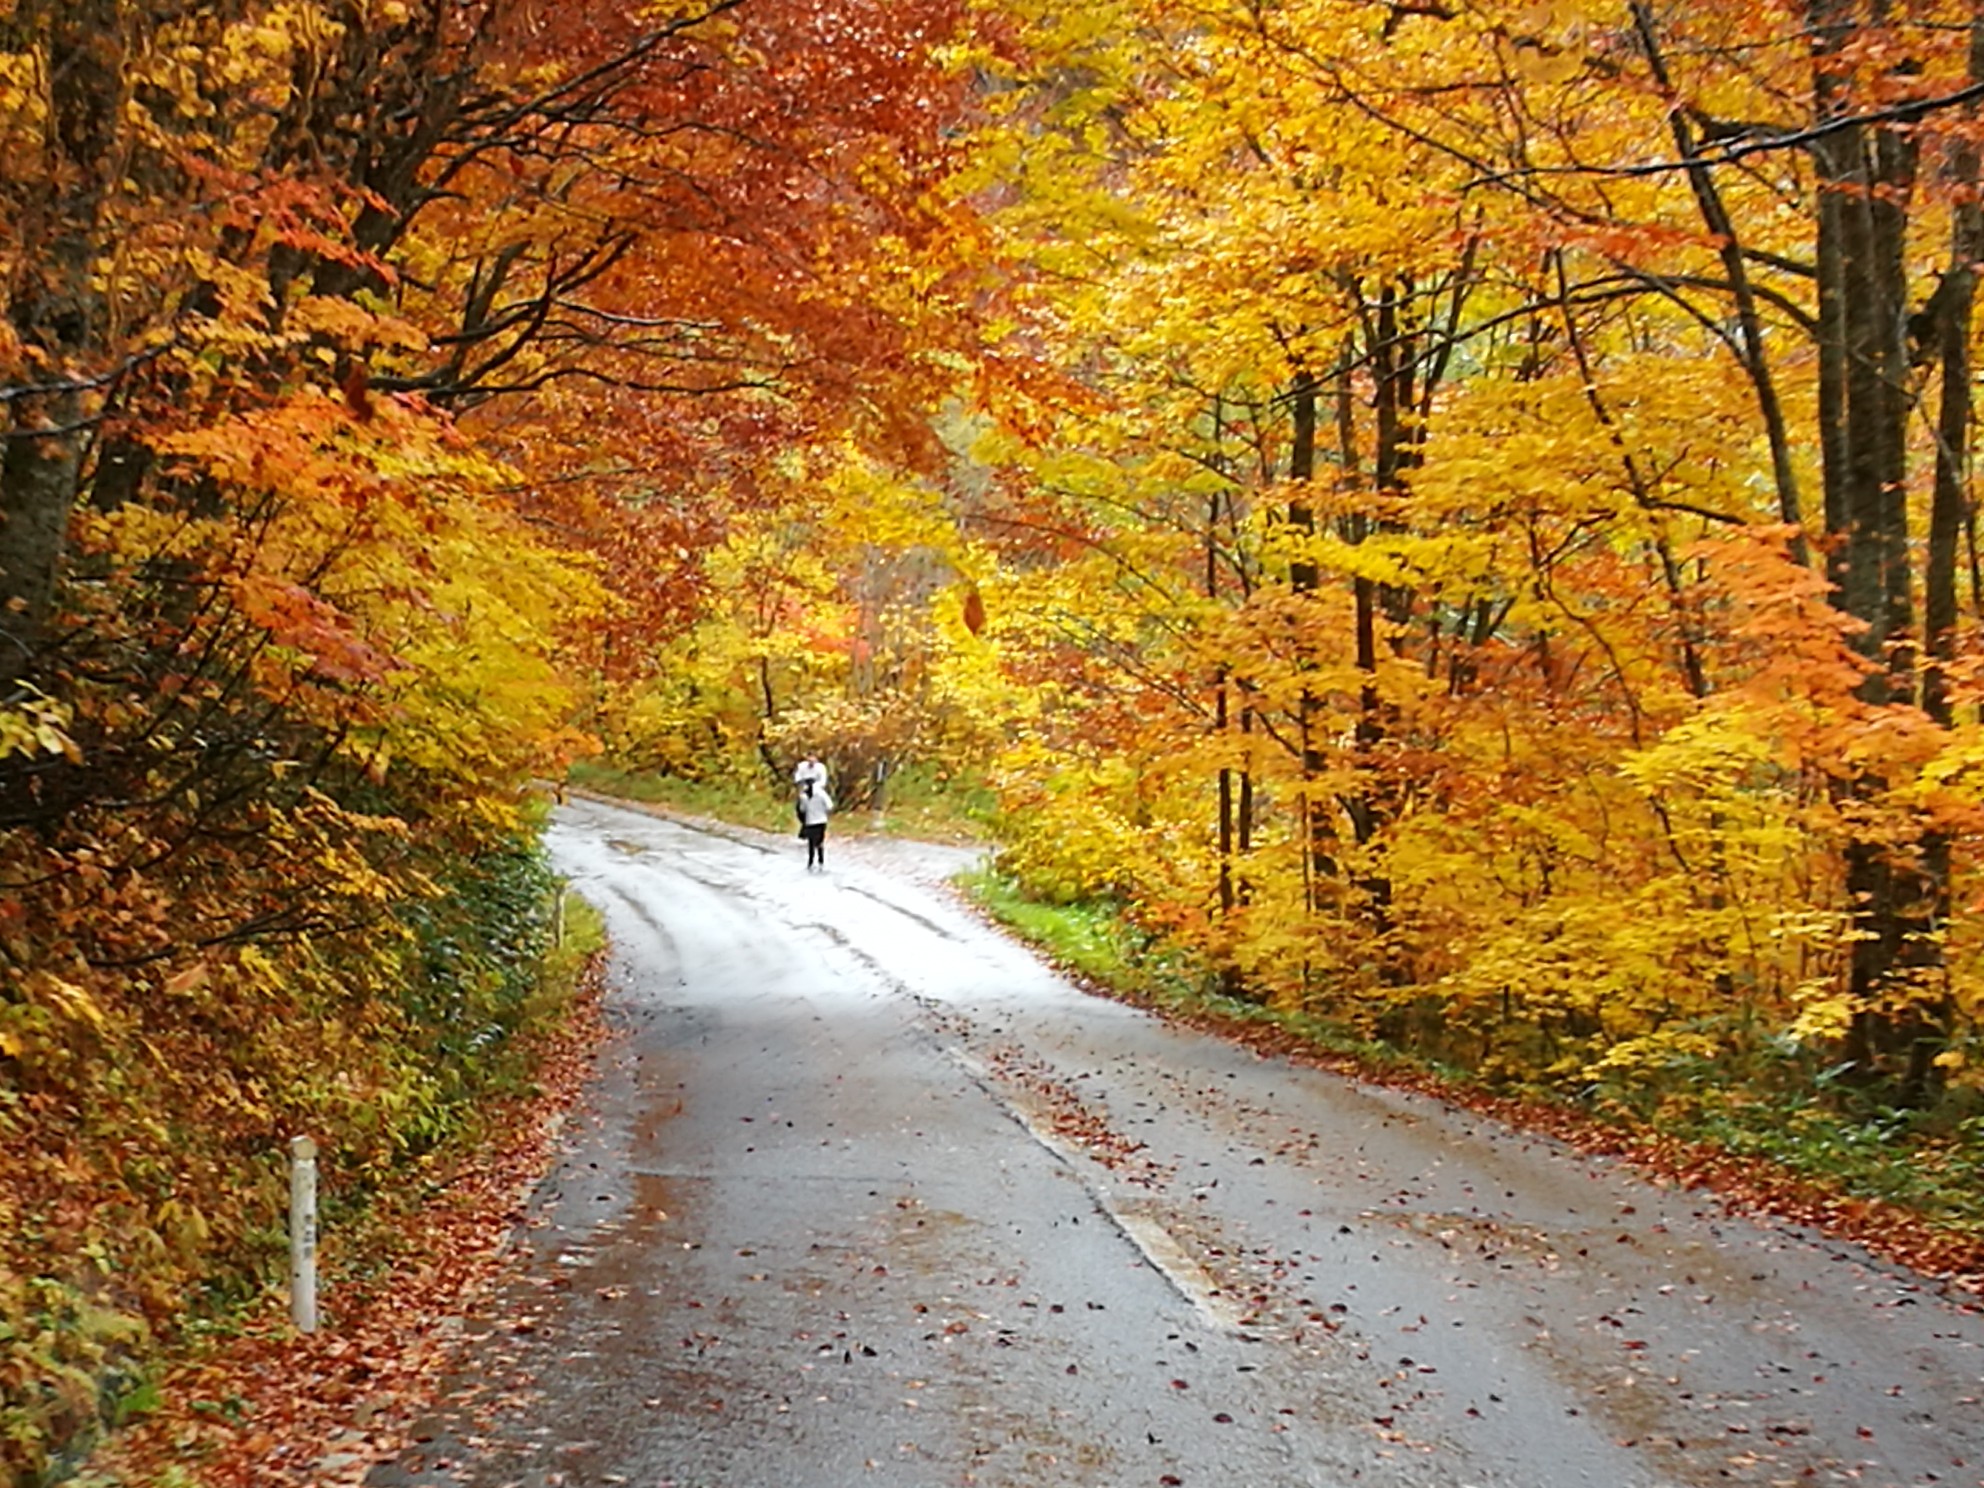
[3,835,602,1486]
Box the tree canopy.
[12,1,1984,1477]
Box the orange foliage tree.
[0,0,973,1475]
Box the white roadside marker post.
[289,1135,319,1334]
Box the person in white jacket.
[793,753,827,793]
[797,779,833,871]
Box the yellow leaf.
[38,975,108,1030]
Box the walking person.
[797,778,833,871]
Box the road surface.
[372,796,1984,1488]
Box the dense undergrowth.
[1,827,598,1488]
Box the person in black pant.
[797,779,833,870]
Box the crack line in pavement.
[947,1048,1247,1334]
[833,884,961,940]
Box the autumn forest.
[9,0,1984,1478]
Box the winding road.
[372,795,1984,1488]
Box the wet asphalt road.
[371,797,1984,1488]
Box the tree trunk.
[1288,365,1333,906]
[1925,16,1984,731]
[1808,0,1943,1095]
[1,0,124,687]
[1345,287,1409,944]
[1217,673,1235,916]
[1900,13,1984,1105]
